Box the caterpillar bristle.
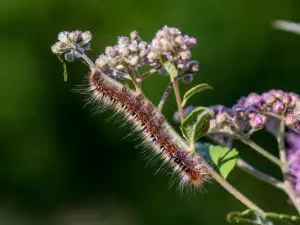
[87,71,209,190]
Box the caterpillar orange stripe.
[88,70,209,189]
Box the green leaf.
[227,209,300,225]
[58,55,68,82]
[181,84,213,107]
[180,107,211,144]
[209,145,239,178]
[159,55,178,81]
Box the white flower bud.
[82,31,92,43]
[64,51,75,62]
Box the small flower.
[282,93,292,105]
[182,74,194,84]
[285,114,297,126]
[272,101,286,114]
[262,92,276,105]
[249,114,265,129]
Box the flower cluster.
[174,90,300,136]
[238,90,300,131]
[285,130,300,203]
[149,26,199,83]
[51,31,92,62]
[207,105,266,135]
[95,31,152,78]
[51,27,200,83]
[208,90,300,135]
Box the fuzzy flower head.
[51,31,92,62]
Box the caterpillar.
[87,70,209,189]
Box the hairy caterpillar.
[87,70,209,189]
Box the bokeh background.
[1,0,300,224]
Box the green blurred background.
[1,0,300,224]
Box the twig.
[172,76,184,121]
[158,81,173,112]
[210,168,264,213]
[236,133,283,167]
[122,61,142,93]
[237,158,284,189]
[136,65,162,82]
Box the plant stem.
[277,118,300,213]
[136,65,162,82]
[122,62,142,93]
[172,77,184,121]
[237,133,283,167]
[158,81,173,112]
[278,118,287,168]
[237,158,284,189]
[209,168,264,213]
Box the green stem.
[137,65,162,82]
[237,158,284,189]
[122,62,142,93]
[172,77,184,122]
[158,81,173,112]
[210,168,264,213]
[237,133,283,167]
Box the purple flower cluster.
[286,130,300,203]
[238,90,300,131]
[209,90,300,135]
[174,90,300,136]
[207,105,266,135]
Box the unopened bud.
[64,51,74,62]
[105,46,117,57]
[282,93,292,105]
[129,42,138,52]
[182,74,194,84]
[129,55,139,66]
[285,114,297,126]
[95,55,109,68]
[272,101,286,114]
[51,41,69,54]
[130,30,139,40]
[262,92,276,105]
[82,31,92,43]
[185,61,199,72]
[216,113,227,124]
[58,32,69,43]
[249,114,265,129]
[179,51,191,62]
[69,31,81,41]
